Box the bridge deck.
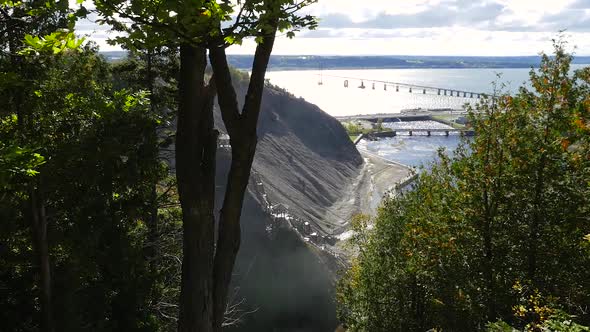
[367,128,474,138]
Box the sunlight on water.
[267,66,587,167]
[358,136,464,168]
[266,66,588,117]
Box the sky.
[77,0,590,56]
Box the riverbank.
[327,149,413,252]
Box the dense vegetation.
[2,0,318,331]
[0,12,187,330]
[337,42,590,331]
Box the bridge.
[367,128,474,138]
[335,110,466,123]
[312,69,496,116]
[317,73,490,100]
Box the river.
[266,66,588,167]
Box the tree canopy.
[337,41,590,332]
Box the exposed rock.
[217,81,363,331]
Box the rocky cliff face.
[214,80,363,331]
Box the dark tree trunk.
[483,214,496,320]
[175,13,279,330]
[176,44,218,332]
[30,186,54,332]
[528,153,546,283]
[209,25,277,332]
[145,49,161,281]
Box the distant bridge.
[367,128,474,138]
[317,73,490,100]
[336,111,465,123]
[352,127,474,146]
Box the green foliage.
[21,31,85,55]
[343,121,392,136]
[92,0,317,51]
[337,40,590,331]
[0,31,181,331]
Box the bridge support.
[396,86,399,92]
[372,82,375,90]
[409,130,413,136]
[384,84,387,91]
[409,87,412,93]
[423,89,426,94]
[344,80,348,88]
[445,130,449,136]
[438,89,441,95]
[427,131,431,136]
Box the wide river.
[266,66,589,167]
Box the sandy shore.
[321,149,413,238]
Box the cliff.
[214,78,363,331]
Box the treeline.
[337,42,590,331]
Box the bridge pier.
[423,89,426,94]
[438,89,441,95]
[409,130,413,136]
[396,86,399,92]
[427,130,431,136]
[344,80,348,88]
[372,82,375,90]
[384,84,387,91]
[445,130,449,136]
[409,87,412,93]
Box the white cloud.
[77,0,590,55]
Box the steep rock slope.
[252,87,363,233]
[215,81,363,331]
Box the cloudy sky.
[79,0,590,56]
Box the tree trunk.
[528,153,546,283]
[30,186,54,332]
[209,24,278,332]
[483,215,496,320]
[176,44,218,332]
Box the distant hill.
[228,55,590,71]
[100,51,590,70]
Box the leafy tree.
[1,10,170,327]
[1,2,84,330]
[90,1,317,331]
[337,41,590,331]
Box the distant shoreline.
[99,51,590,70]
